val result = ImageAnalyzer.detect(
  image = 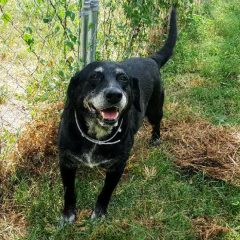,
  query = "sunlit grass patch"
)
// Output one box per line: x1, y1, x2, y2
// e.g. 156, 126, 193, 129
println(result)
187, 86, 240, 125
165, 73, 240, 126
